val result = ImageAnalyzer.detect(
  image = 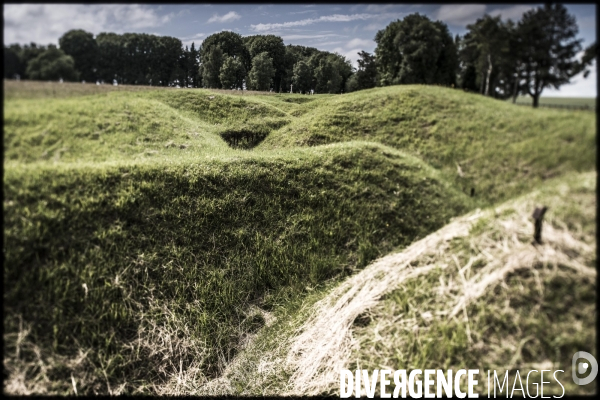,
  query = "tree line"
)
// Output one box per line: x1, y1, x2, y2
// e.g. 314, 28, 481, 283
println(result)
4, 4, 596, 106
